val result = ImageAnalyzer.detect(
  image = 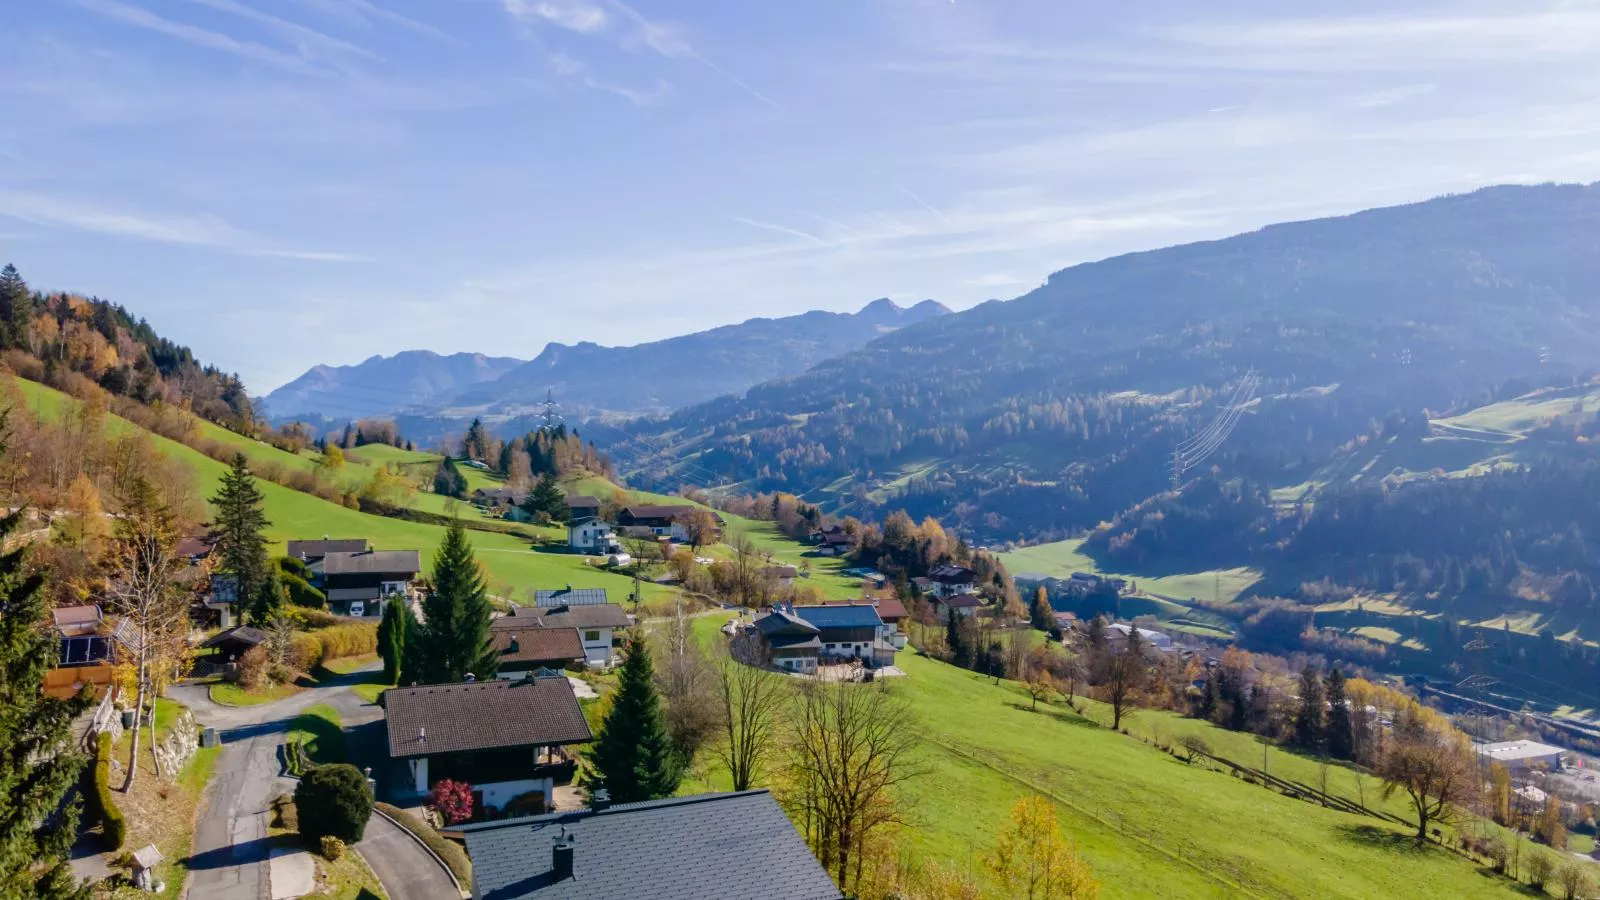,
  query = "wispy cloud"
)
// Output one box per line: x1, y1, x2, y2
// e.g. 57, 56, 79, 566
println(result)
179, 0, 378, 65
72, 0, 328, 74
0, 191, 366, 261
725, 215, 828, 246
897, 184, 954, 227
290, 0, 459, 44
502, 0, 779, 108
